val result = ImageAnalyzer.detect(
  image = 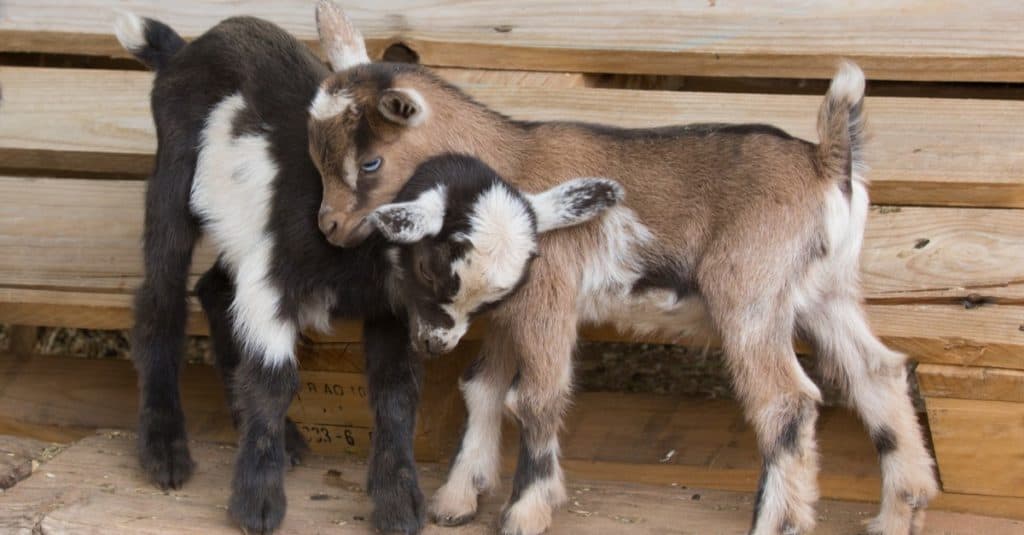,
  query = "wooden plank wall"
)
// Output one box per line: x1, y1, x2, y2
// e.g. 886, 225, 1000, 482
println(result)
0, 0, 1023, 516
2, 1, 1023, 81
